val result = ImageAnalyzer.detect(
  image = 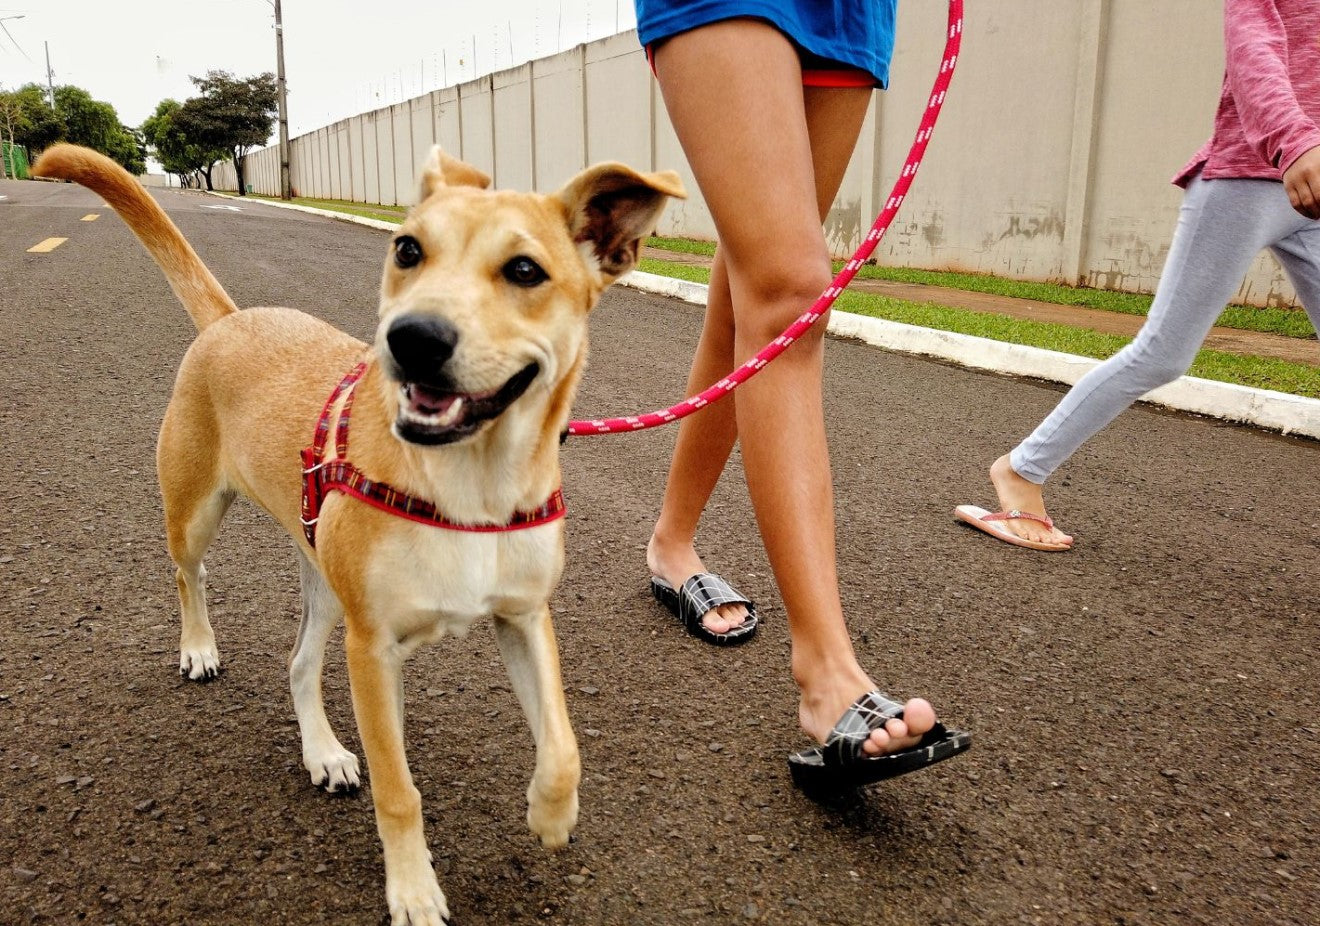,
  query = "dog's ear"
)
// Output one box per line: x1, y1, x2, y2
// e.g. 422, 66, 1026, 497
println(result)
555, 163, 686, 284
417, 145, 492, 201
